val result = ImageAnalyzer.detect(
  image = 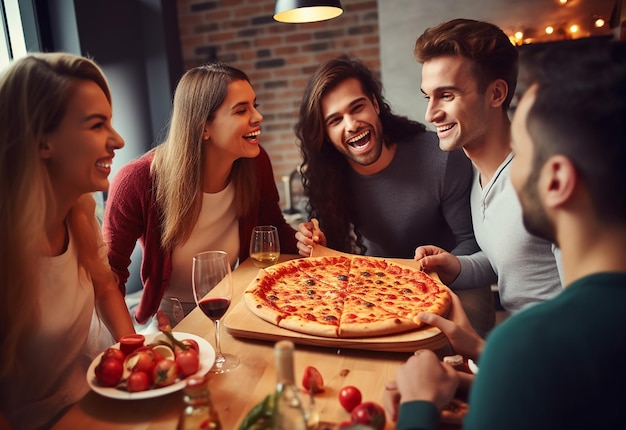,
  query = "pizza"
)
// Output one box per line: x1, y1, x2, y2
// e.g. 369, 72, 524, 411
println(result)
244, 255, 451, 338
